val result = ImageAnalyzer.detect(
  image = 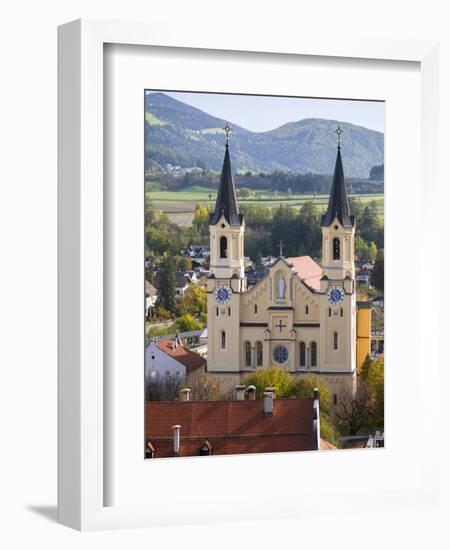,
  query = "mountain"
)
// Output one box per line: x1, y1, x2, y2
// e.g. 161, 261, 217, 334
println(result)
145, 93, 384, 178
